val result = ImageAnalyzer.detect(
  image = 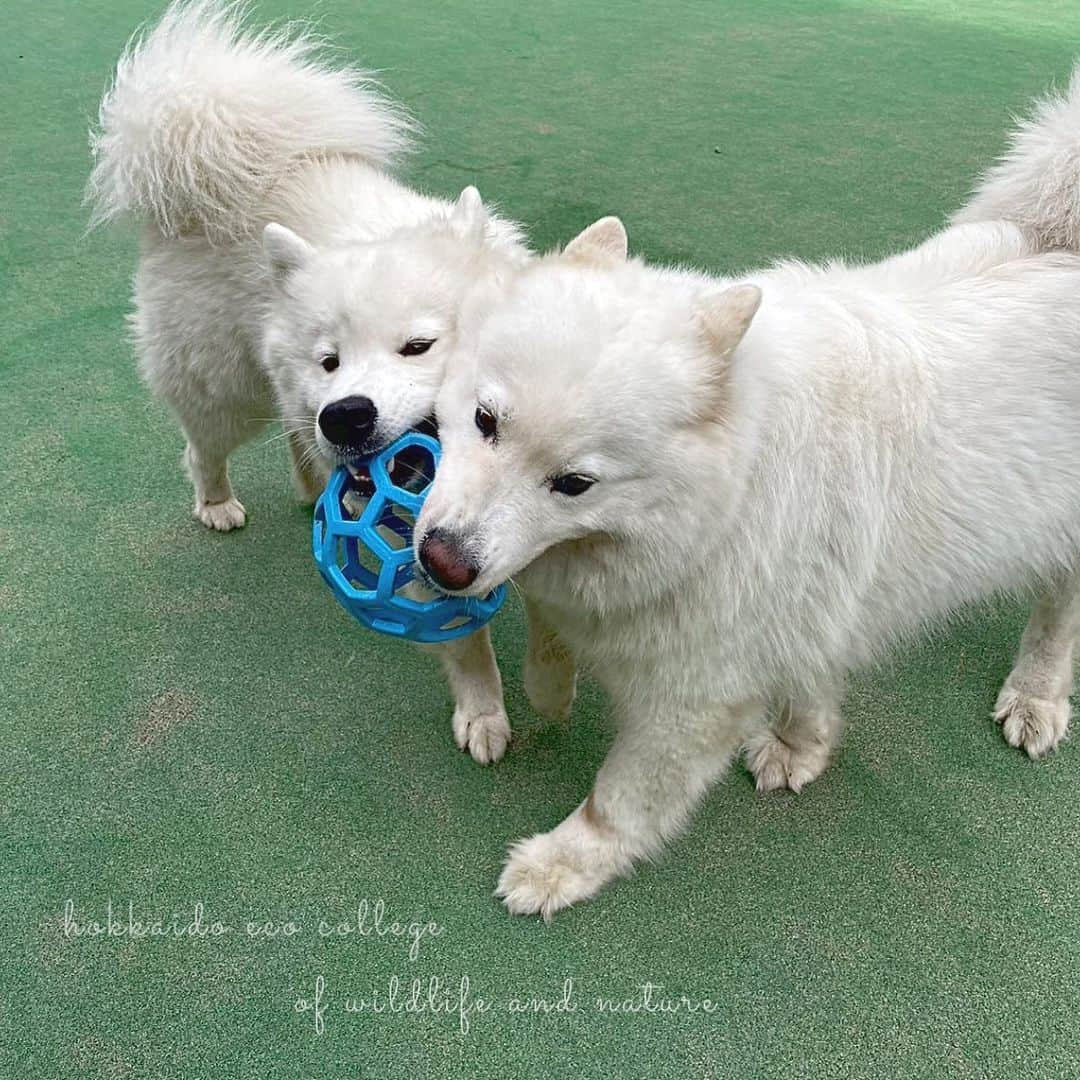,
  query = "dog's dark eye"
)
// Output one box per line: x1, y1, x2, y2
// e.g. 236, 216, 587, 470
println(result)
475, 405, 497, 440
551, 473, 595, 497
399, 338, 436, 357
321, 352, 340, 373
